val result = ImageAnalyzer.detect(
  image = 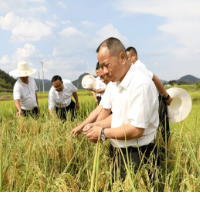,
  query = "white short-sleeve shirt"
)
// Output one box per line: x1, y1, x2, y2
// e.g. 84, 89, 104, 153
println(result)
133, 60, 153, 79
103, 65, 159, 148
48, 79, 77, 110
13, 76, 38, 110
96, 77, 106, 98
